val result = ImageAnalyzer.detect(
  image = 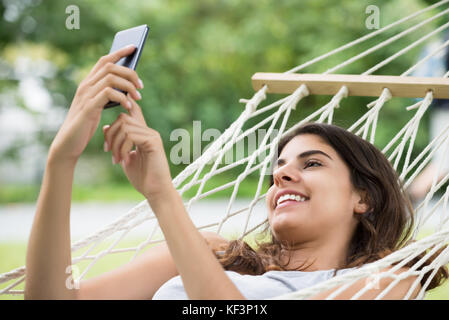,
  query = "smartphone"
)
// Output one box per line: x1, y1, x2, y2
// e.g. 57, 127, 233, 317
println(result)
104, 24, 149, 109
